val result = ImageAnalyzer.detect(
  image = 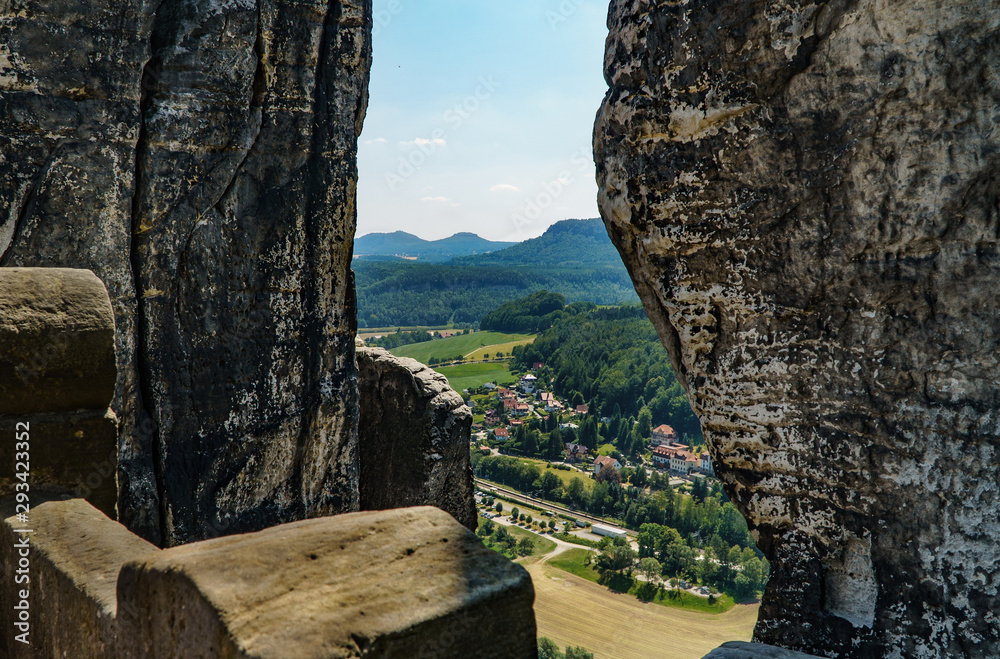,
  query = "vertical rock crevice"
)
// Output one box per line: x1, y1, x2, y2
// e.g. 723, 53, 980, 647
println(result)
2, 0, 372, 547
